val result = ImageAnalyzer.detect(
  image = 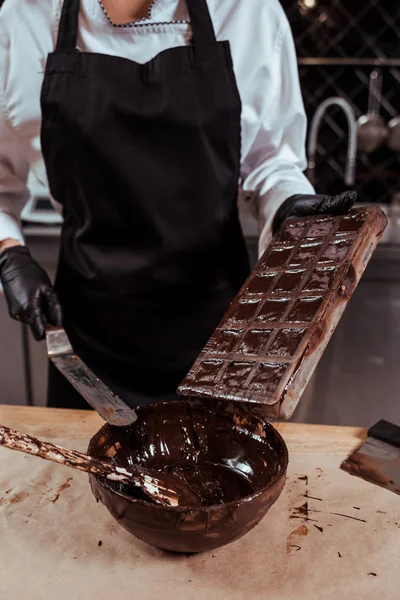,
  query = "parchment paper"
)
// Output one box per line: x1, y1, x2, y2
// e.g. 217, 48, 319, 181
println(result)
0, 438, 398, 600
